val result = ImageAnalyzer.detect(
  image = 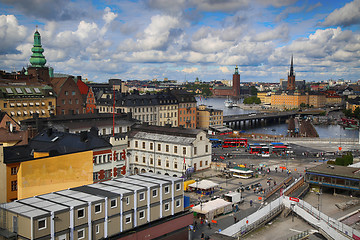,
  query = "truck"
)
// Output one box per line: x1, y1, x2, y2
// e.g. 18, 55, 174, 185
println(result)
223, 189, 244, 205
